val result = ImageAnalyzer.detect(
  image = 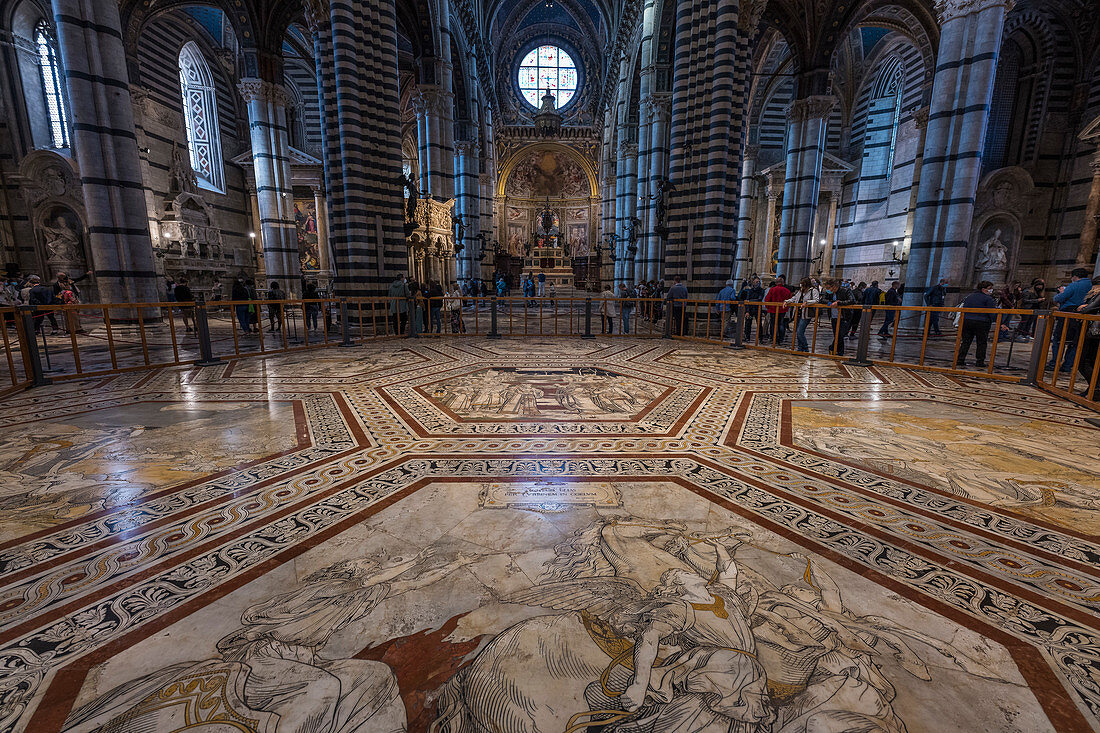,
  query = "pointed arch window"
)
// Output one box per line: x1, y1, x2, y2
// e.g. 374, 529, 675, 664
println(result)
178, 42, 224, 192
35, 21, 69, 149
871, 59, 904, 181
